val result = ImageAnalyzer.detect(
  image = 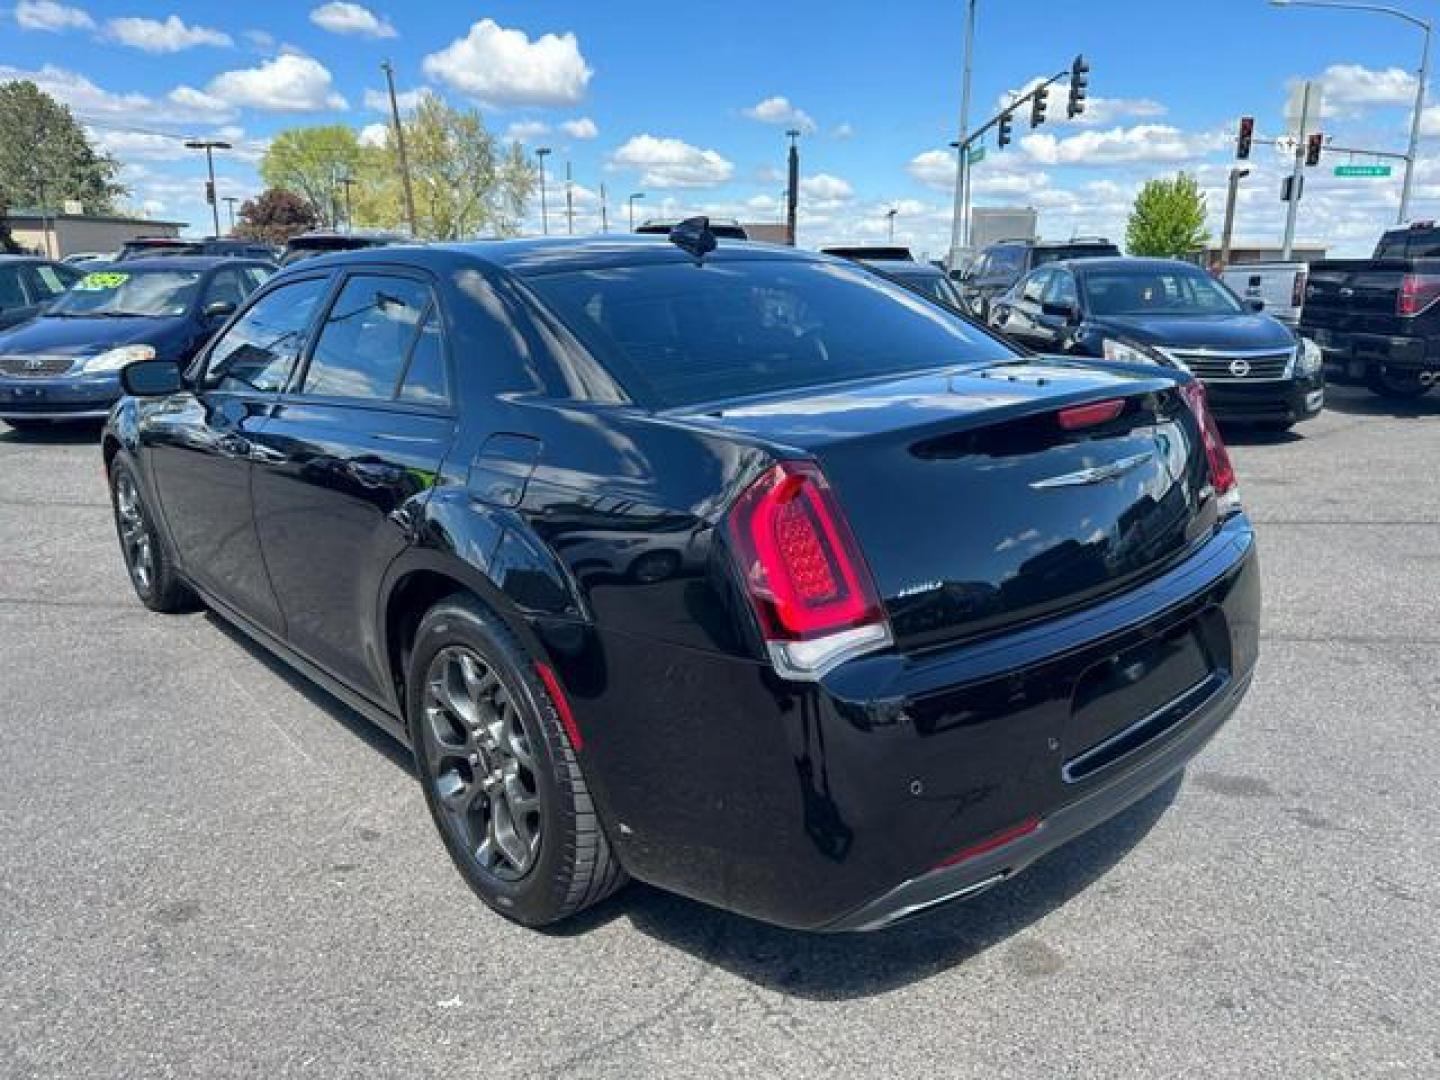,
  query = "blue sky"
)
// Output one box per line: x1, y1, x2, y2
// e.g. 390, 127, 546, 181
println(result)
5, 0, 1437, 255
